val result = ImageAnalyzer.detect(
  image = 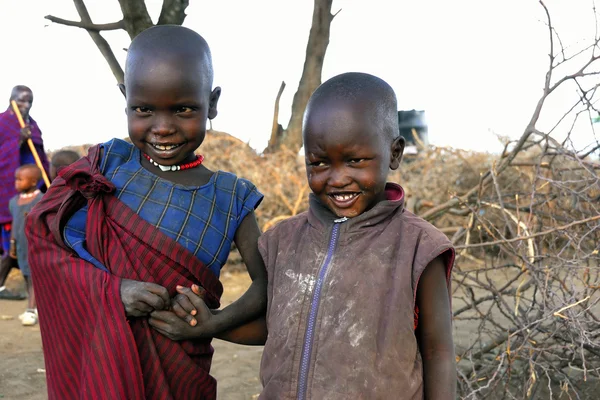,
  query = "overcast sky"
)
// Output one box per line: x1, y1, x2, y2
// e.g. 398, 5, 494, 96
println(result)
0, 0, 598, 154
